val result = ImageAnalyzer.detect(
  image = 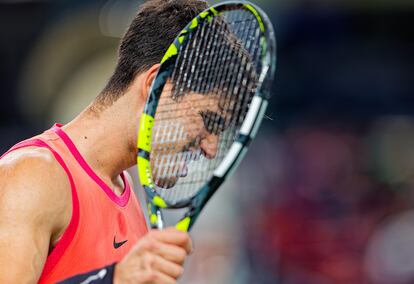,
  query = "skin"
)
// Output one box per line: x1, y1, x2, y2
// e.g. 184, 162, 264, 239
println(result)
0, 63, 222, 283
151, 89, 232, 188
